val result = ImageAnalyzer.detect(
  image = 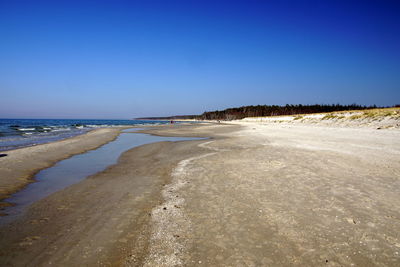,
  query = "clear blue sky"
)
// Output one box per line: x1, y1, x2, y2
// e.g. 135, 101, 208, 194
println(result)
1, 0, 399, 119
